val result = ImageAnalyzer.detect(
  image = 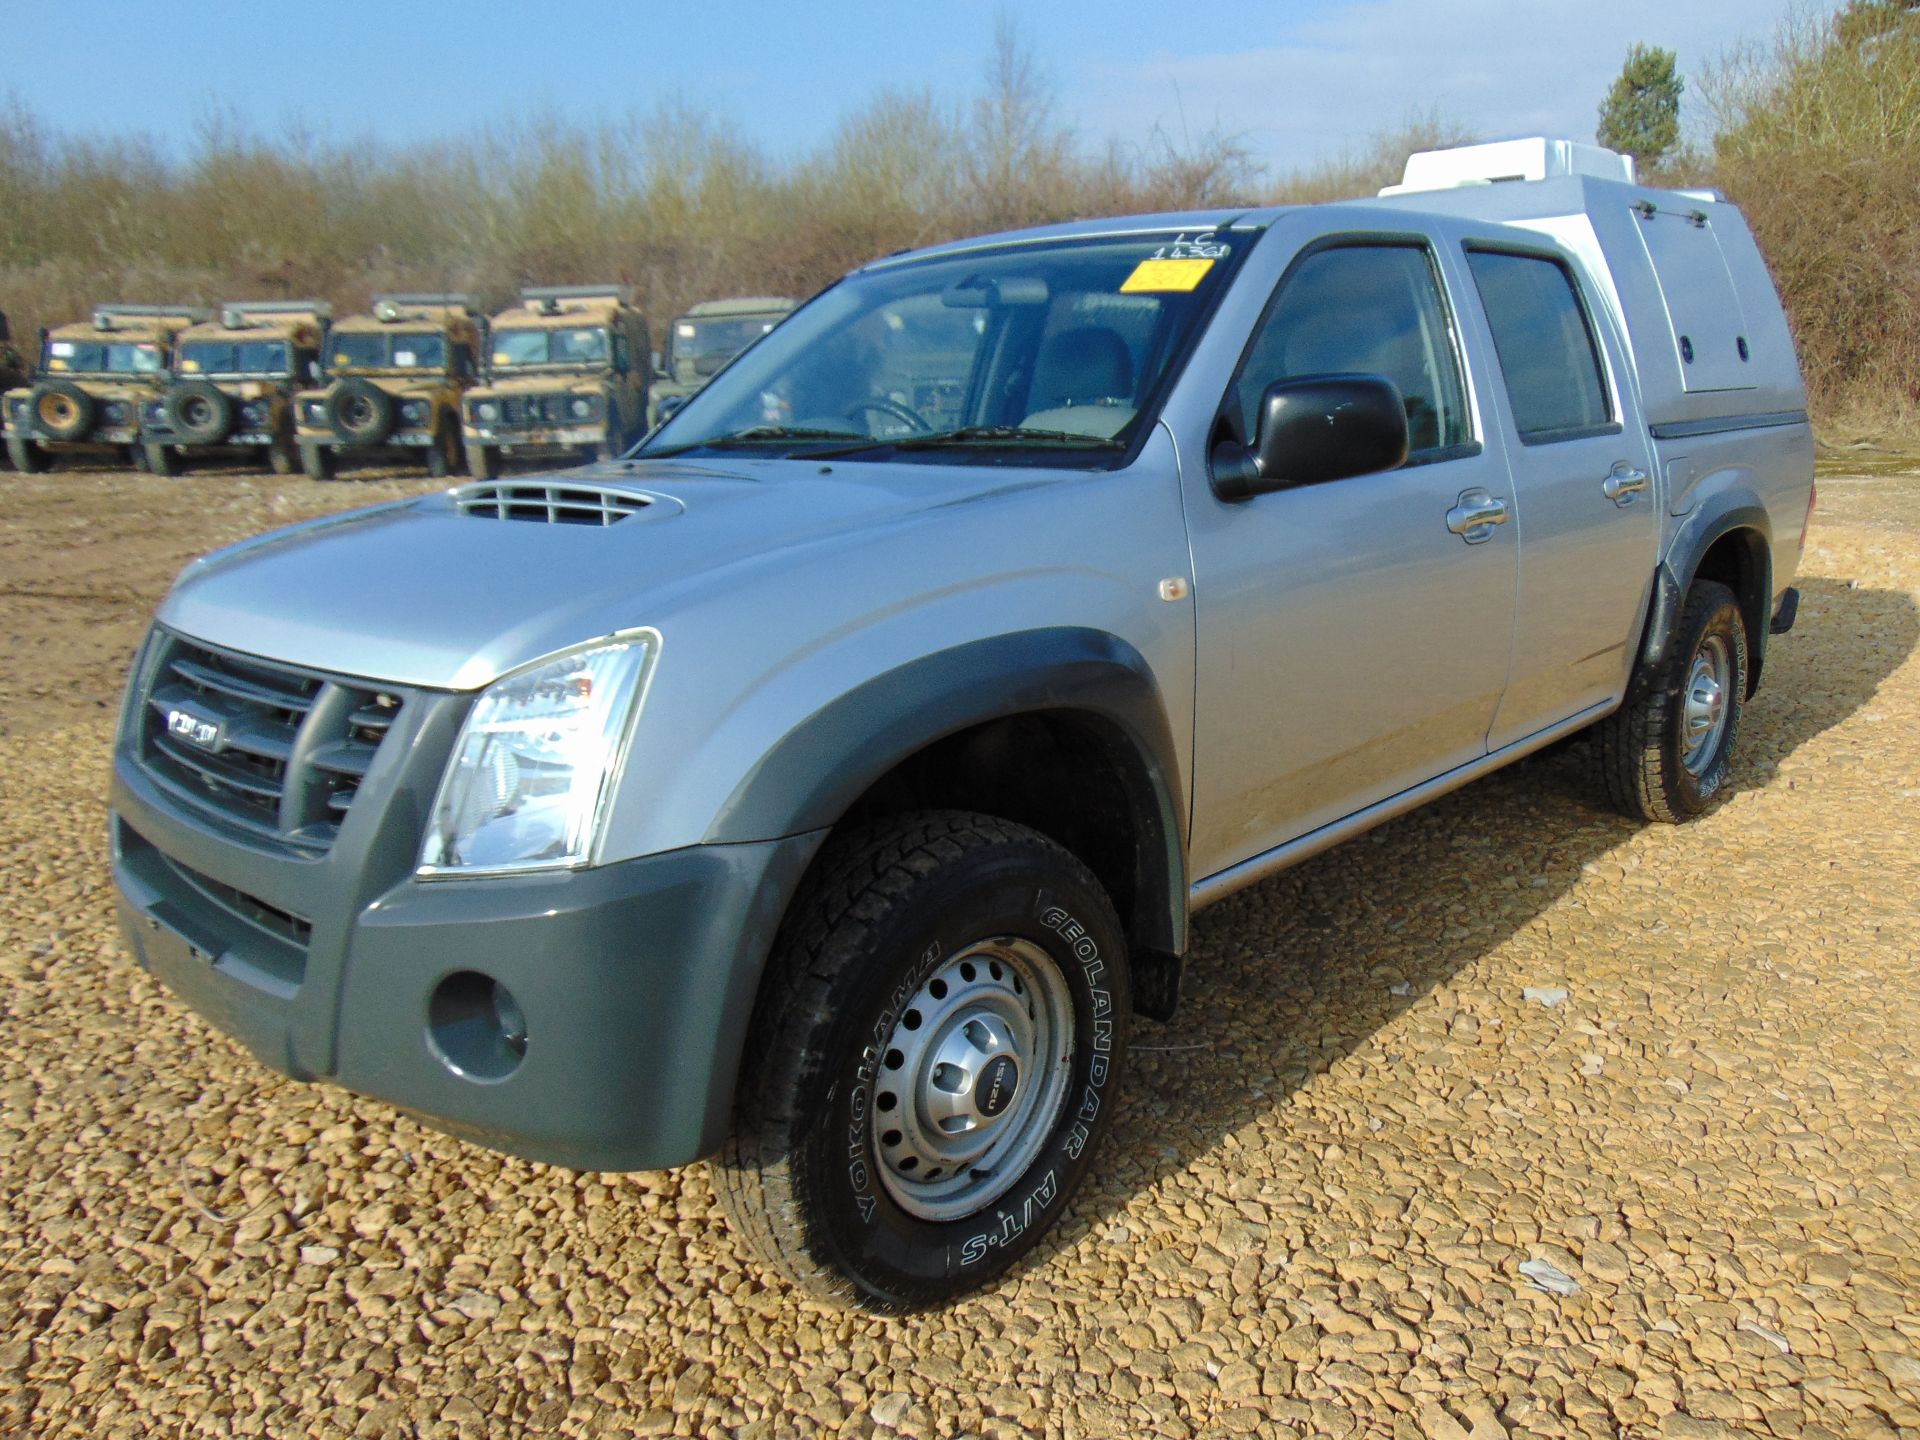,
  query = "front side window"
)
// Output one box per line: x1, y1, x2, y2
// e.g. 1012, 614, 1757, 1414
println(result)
44, 339, 165, 375
1465, 249, 1612, 443
644, 230, 1246, 468
329, 332, 447, 373
178, 340, 290, 376
1232, 242, 1471, 456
